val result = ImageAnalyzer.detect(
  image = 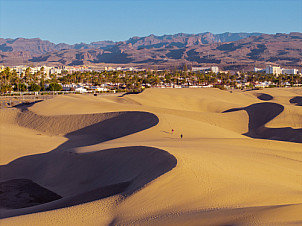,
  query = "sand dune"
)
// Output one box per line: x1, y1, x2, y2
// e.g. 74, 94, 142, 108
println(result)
0, 146, 176, 219
1, 106, 175, 219
17, 108, 159, 149
0, 88, 301, 225
223, 102, 302, 143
